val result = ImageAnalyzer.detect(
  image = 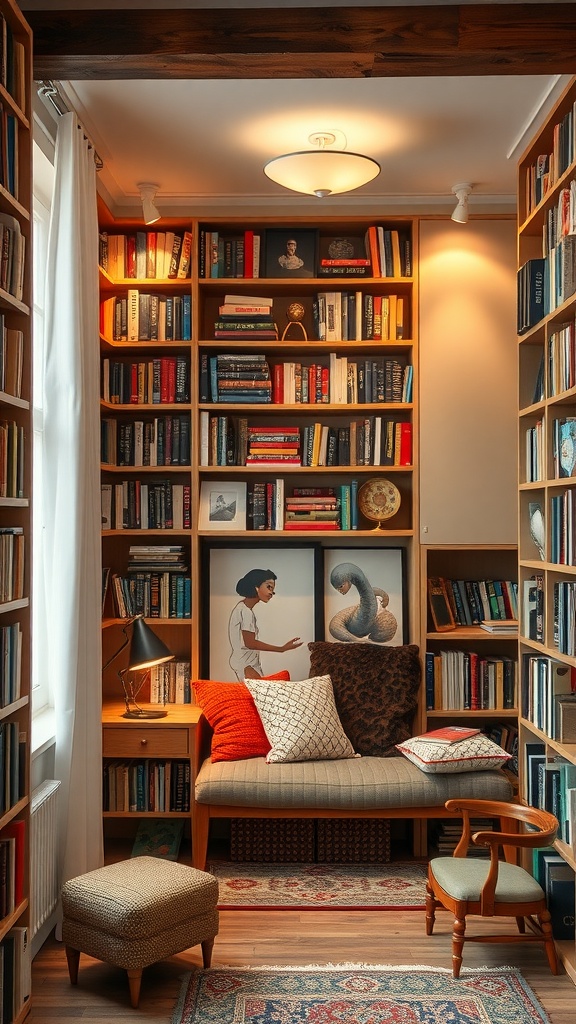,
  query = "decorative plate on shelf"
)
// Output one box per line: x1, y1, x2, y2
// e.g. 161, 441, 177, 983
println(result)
358, 478, 401, 530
